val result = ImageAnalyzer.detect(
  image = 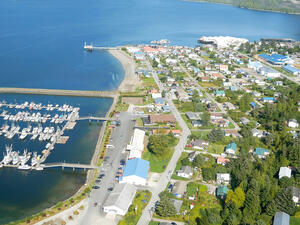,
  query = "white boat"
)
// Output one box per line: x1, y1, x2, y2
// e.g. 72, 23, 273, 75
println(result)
18, 164, 31, 170
12, 152, 20, 165
31, 152, 40, 167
